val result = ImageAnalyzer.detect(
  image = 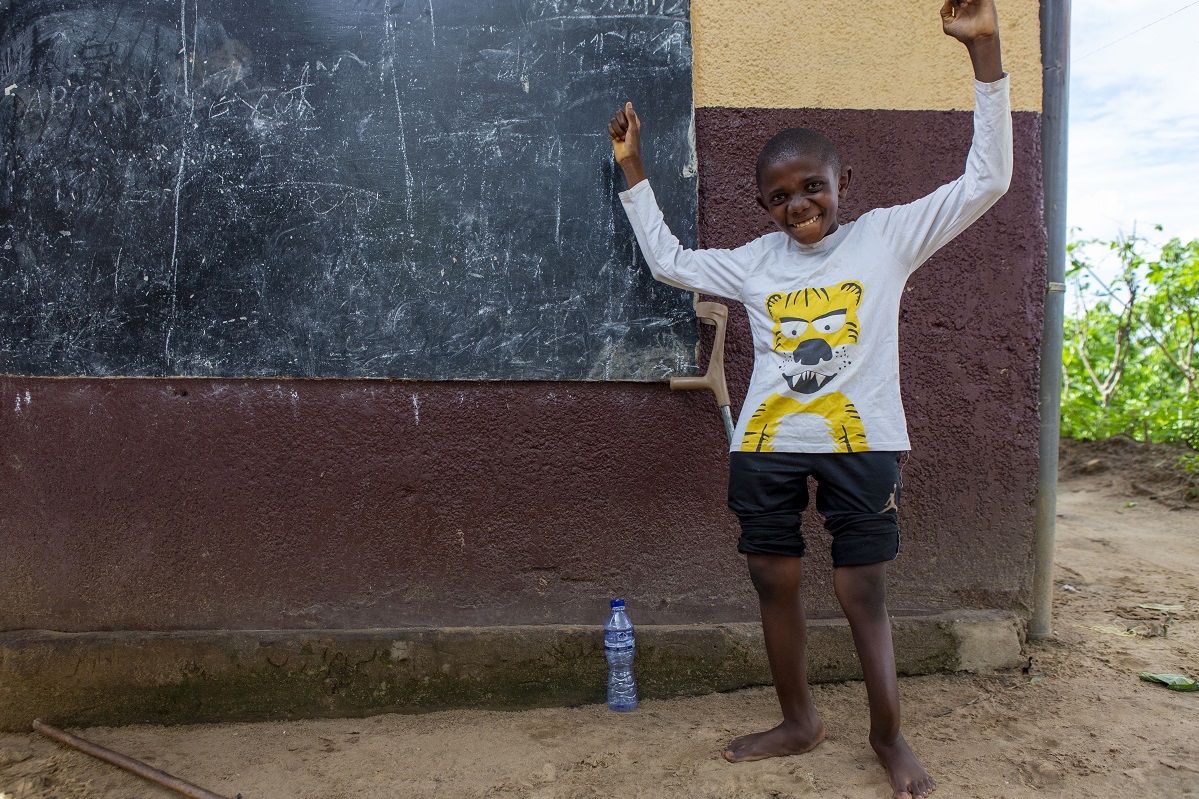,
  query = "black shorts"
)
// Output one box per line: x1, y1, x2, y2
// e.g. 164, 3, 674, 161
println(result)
727, 451, 904, 567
